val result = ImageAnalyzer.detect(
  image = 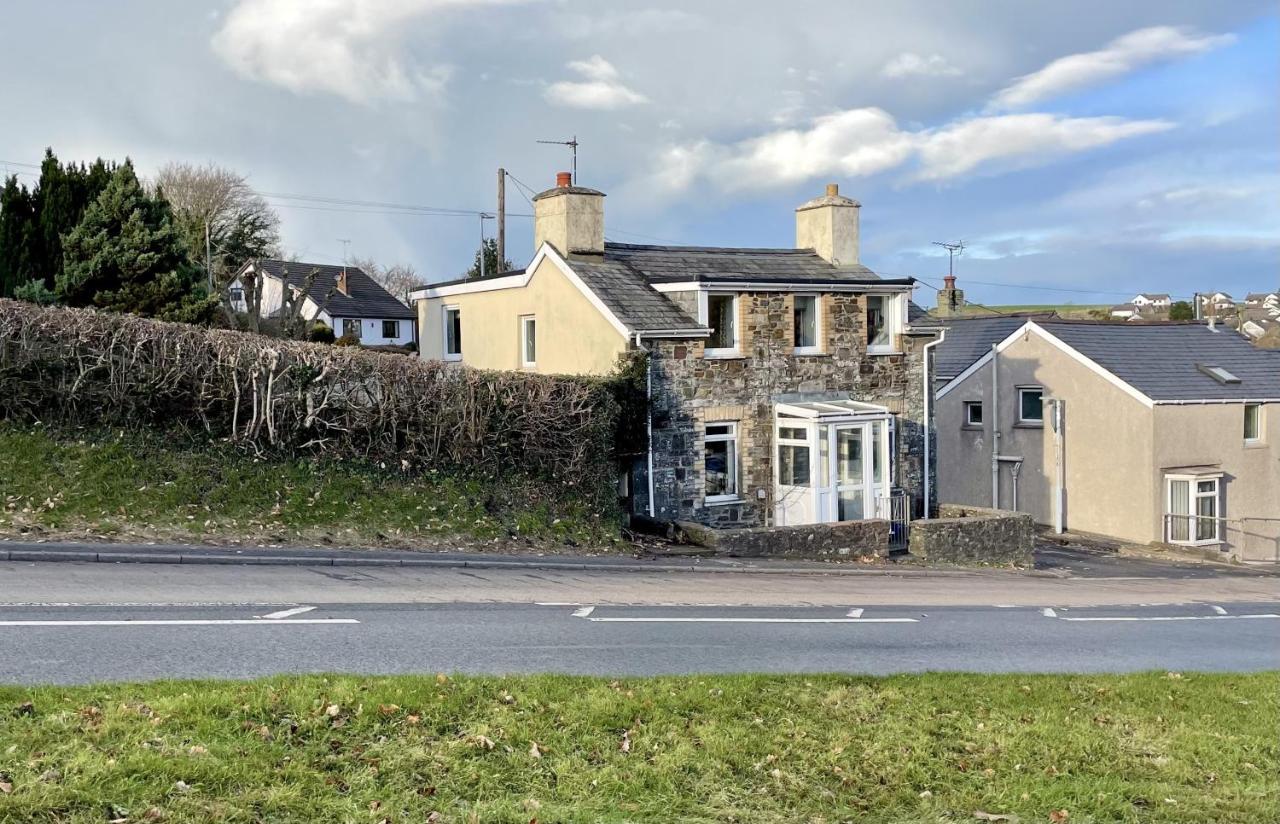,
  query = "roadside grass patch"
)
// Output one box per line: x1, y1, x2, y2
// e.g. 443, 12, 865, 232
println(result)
0, 423, 619, 550
0, 672, 1275, 823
